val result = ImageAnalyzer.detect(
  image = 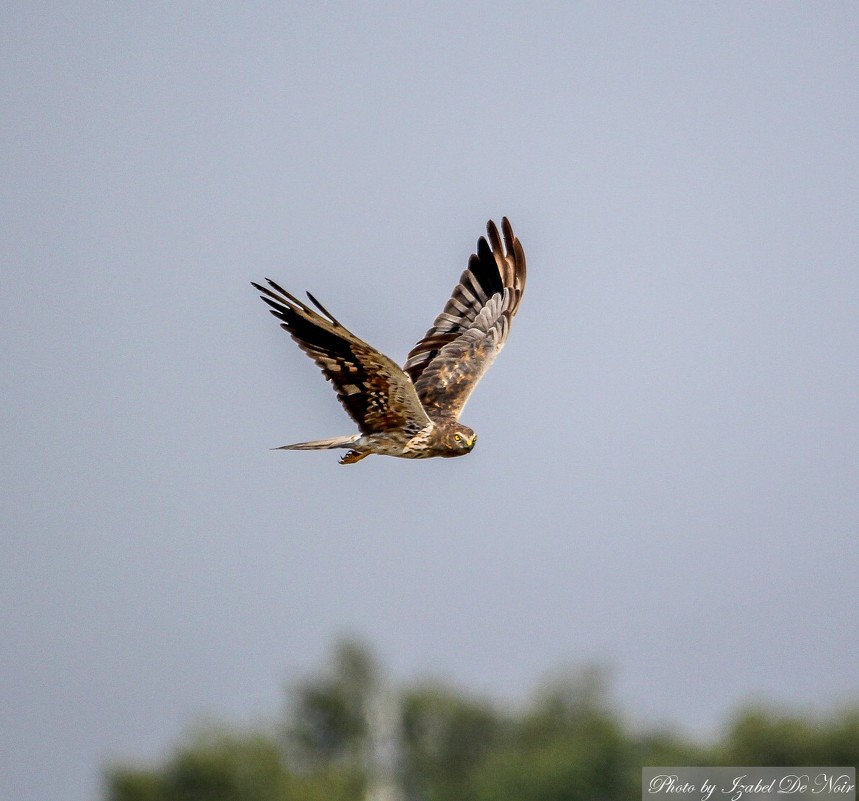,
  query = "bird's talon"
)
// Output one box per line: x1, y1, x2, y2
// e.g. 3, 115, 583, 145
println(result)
340, 450, 368, 464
